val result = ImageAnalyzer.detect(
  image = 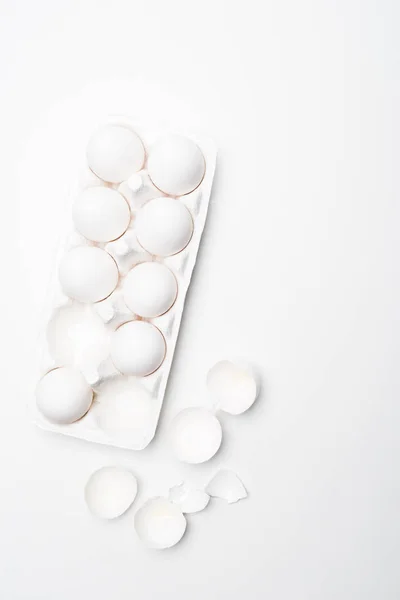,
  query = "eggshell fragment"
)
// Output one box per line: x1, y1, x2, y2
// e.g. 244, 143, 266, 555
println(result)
134, 498, 186, 549
170, 407, 222, 464
110, 321, 166, 376
36, 366, 93, 424
87, 125, 145, 183
148, 135, 205, 196
85, 466, 138, 519
207, 360, 259, 415
123, 262, 177, 318
72, 187, 130, 242
135, 197, 193, 256
206, 469, 247, 504
59, 246, 119, 303
169, 483, 210, 514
